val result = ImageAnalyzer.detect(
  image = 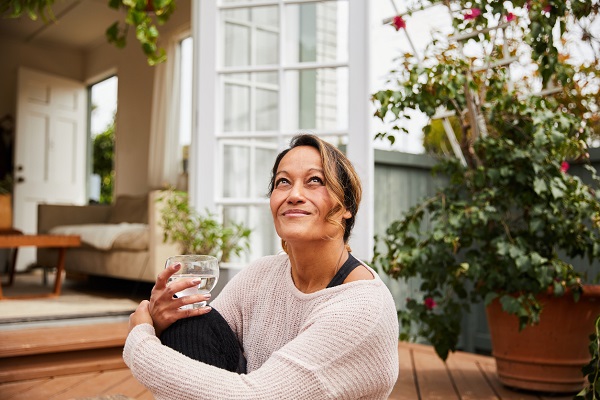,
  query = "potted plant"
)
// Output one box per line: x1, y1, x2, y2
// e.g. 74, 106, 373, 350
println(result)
158, 189, 252, 263
371, 0, 600, 393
